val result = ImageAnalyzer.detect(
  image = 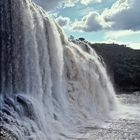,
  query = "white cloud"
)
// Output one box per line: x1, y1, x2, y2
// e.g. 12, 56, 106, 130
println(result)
72, 11, 103, 32
33, 0, 140, 36
106, 30, 140, 40
104, 30, 140, 49
102, 0, 140, 30
127, 42, 140, 50
56, 16, 70, 27
71, 0, 140, 32
80, 0, 102, 5
33, 0, 102, 10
